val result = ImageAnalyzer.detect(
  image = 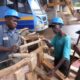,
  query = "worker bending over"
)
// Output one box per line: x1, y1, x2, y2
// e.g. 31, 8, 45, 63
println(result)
43, 17, 71, 77
0, 9, 22, 69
